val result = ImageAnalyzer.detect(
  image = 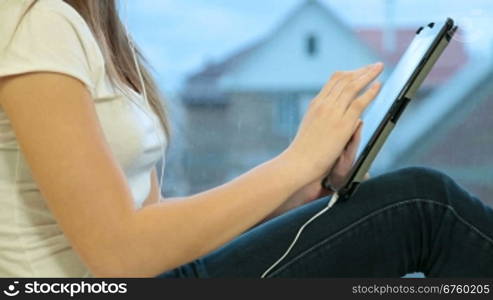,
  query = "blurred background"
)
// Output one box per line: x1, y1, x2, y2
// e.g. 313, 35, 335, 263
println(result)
124, 0, 493, 209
